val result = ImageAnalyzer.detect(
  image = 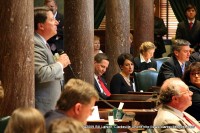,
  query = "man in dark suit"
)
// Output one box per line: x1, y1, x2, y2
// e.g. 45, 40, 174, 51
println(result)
94, 53, 110, 99
34, 7, 70, 114
157, 39, 191, 86
154, 4, 167, 58
176, 4, 200, 52
44, 0, 64, 54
